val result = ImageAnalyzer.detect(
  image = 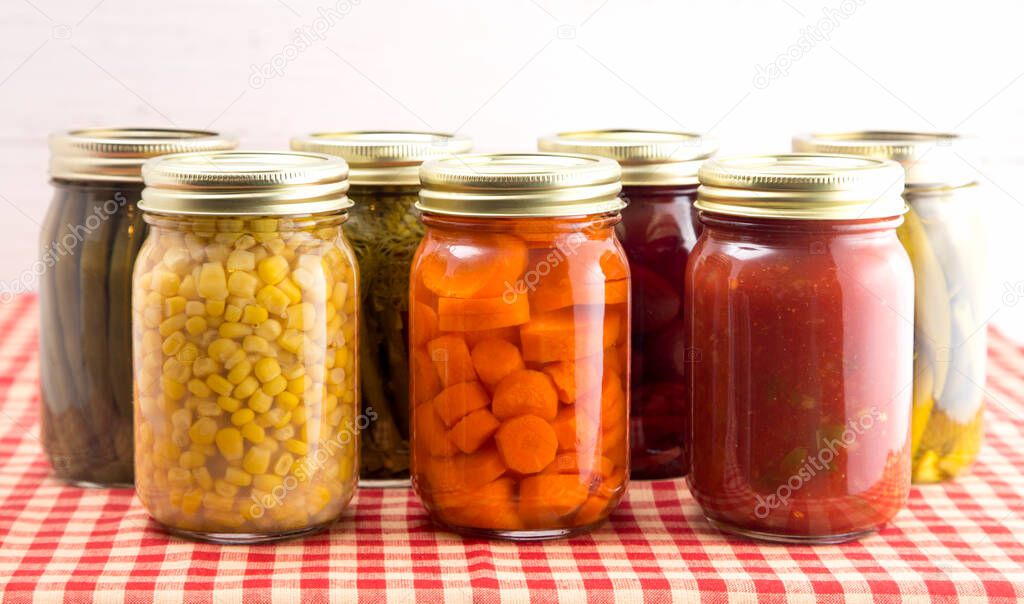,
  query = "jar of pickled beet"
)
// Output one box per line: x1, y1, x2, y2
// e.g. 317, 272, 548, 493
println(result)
410, 153, 630, 540
133, 151, 360, 543
41, 128, 237, 487
686, 154, 913, 544
795, 132, 985, 484
291, 131, 473, 487
539, 130, 716, 479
